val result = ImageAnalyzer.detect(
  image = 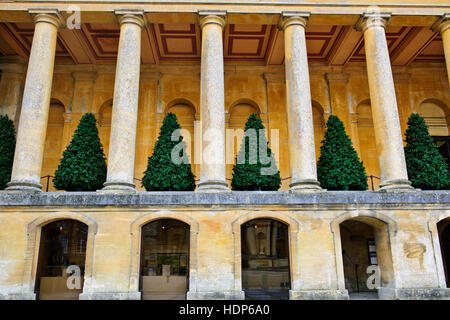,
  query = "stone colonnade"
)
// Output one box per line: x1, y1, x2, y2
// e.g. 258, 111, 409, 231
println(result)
5, 10, 450, 193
